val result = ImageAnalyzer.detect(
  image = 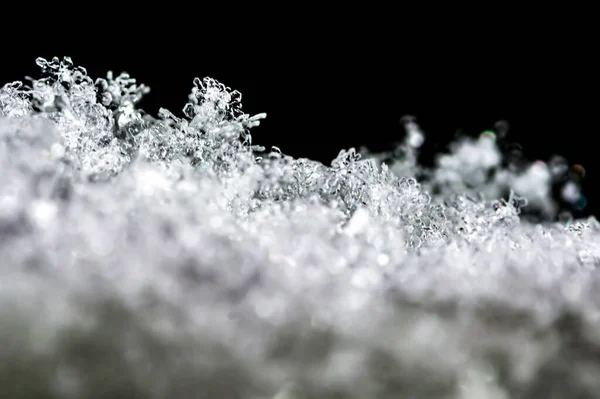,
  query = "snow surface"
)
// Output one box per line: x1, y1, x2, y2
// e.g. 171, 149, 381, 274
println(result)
1, 57, 599, 398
